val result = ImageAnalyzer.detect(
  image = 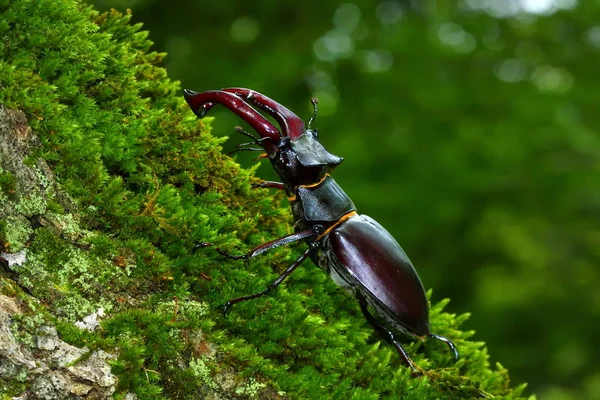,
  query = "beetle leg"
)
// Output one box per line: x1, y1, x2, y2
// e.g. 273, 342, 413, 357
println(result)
233, 125, 260, 142
227, 147, 264, 155
219, 247, 313, 316
194, 226, 321, 260
429, 333, 459, 361
251, 181, 285, 190
234, 141, 259, 148
357, 296, 421, 374
228, 132, 275, 155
